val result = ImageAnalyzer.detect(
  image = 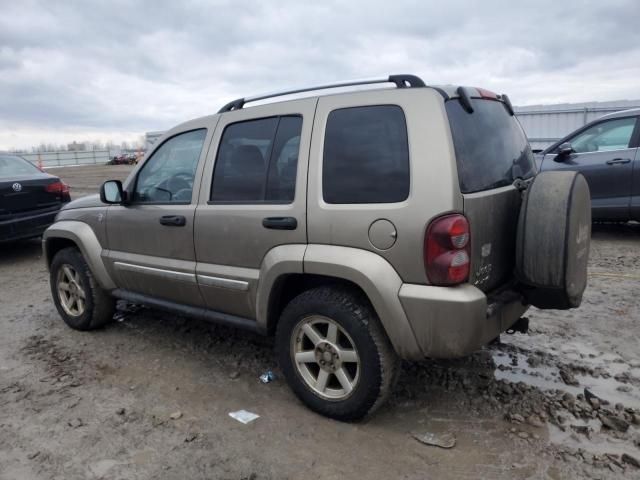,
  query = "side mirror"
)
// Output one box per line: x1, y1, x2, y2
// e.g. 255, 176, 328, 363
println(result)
100, 180, 126, 204
555, 142, 574, 161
